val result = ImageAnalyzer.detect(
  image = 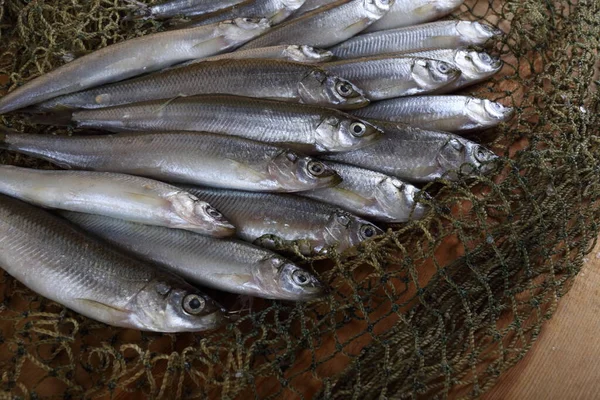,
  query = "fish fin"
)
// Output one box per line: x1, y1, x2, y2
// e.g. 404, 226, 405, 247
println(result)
191, 36, 232, 54
123, 0, 153, 21
413, 4, 435, 16
26, 111, 73, 126
343, 18, 371, 34
227, 159, 266, 183
60, 50, 90, 63
152, 96, 185, 114
74, 298, 131, 315
122, 191, 166, 208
